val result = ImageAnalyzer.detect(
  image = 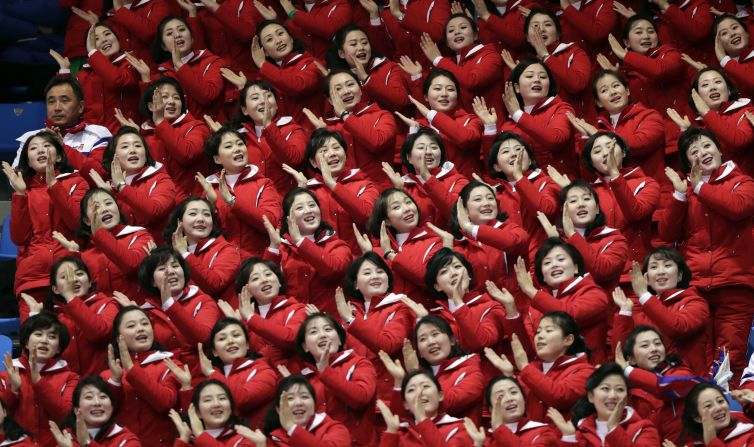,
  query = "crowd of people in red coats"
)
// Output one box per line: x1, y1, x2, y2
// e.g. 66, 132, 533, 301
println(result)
1, 0, 754, 444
